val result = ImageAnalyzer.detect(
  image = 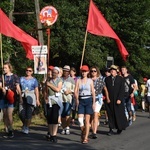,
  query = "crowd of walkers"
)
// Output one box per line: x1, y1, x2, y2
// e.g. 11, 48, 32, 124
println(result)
0, 62, 150, 144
